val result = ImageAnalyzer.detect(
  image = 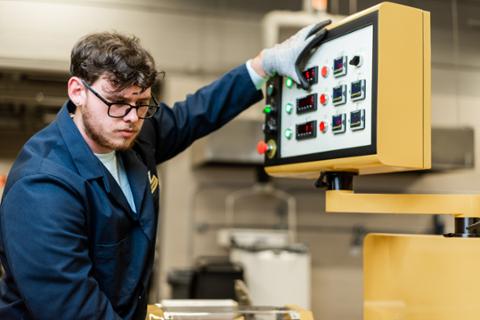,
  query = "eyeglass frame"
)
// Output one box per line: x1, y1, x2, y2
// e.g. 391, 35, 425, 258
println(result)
80, 79, 159, 119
